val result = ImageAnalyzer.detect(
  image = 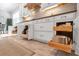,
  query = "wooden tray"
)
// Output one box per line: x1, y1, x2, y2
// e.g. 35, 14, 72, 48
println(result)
48, 40, 72, 53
